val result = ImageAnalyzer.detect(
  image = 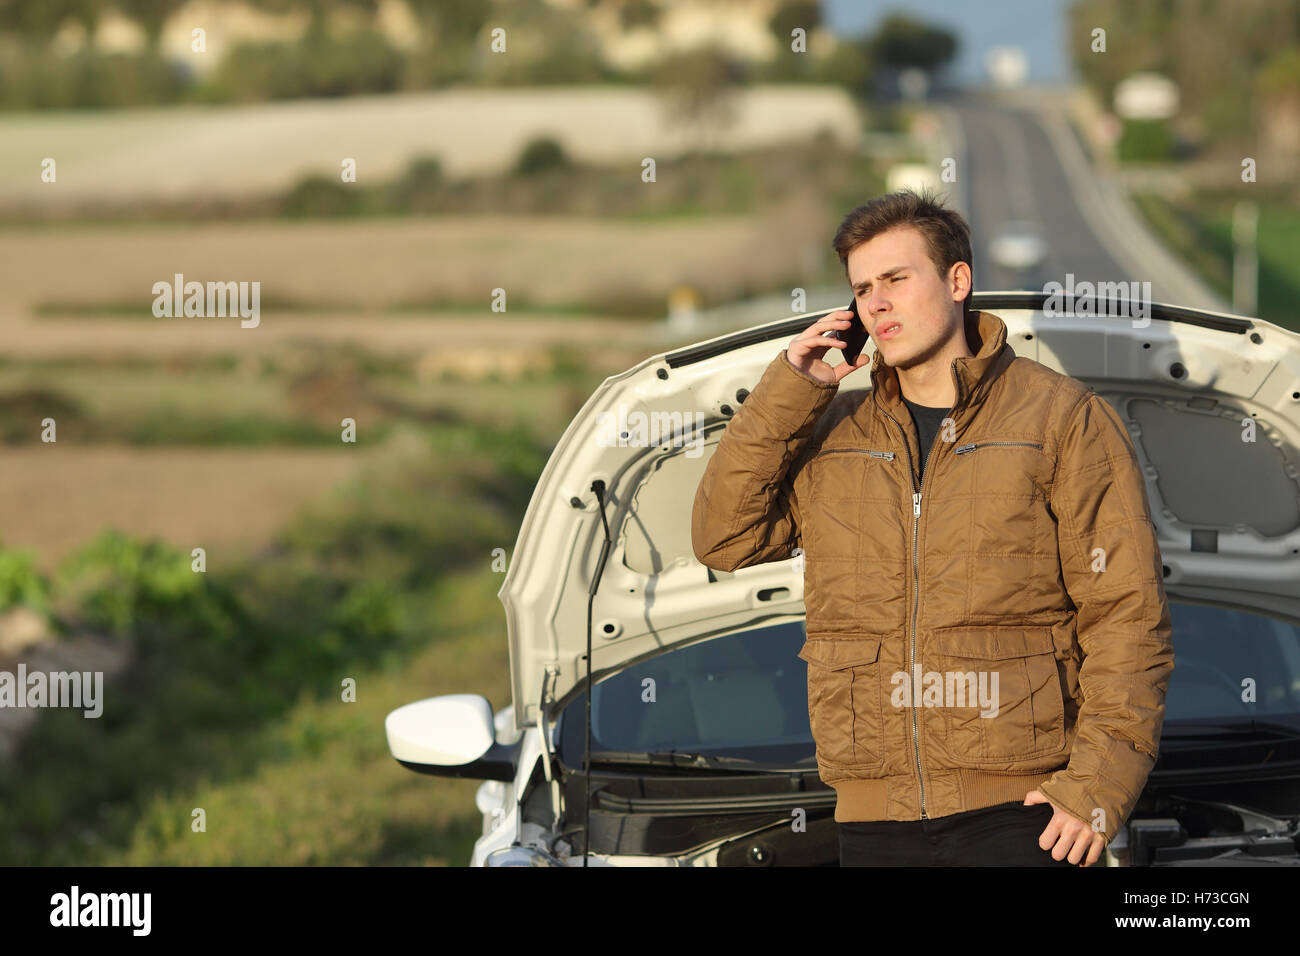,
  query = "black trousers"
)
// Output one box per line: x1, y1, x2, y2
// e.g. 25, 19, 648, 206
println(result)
838, 800, 1080, 866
